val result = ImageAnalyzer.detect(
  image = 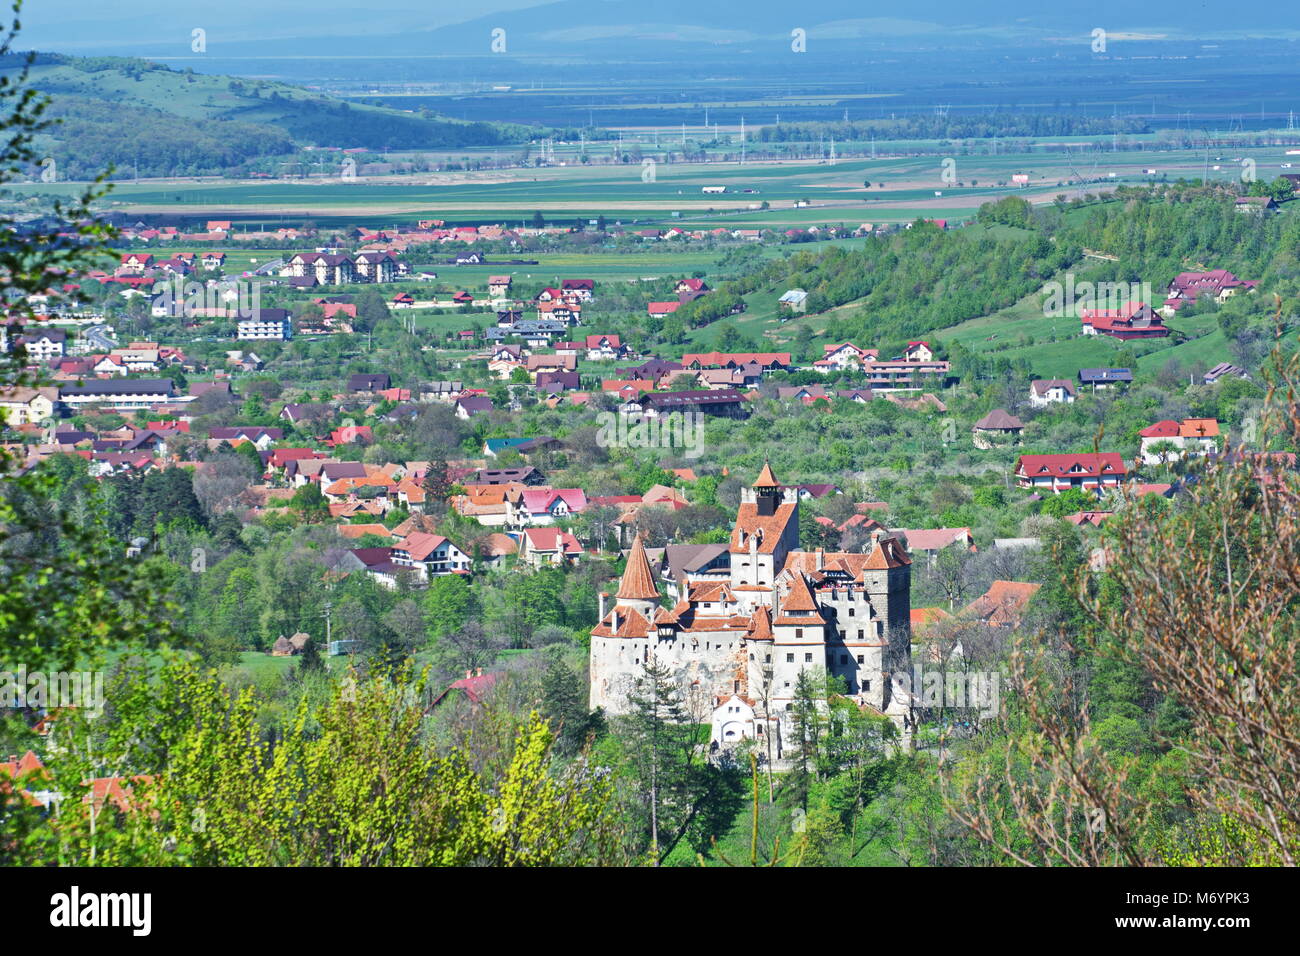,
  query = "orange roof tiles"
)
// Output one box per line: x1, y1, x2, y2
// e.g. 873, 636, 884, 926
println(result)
617, 535, 660, 600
